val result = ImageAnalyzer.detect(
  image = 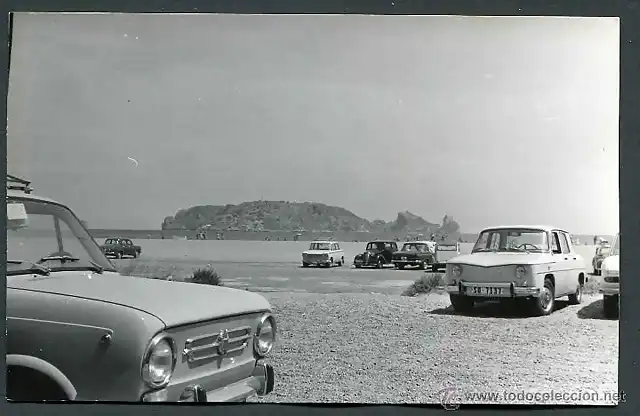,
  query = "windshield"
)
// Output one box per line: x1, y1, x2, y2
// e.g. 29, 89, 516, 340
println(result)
611, 234, 620, 256
366, 242, 384, 251
7, 197, 116, 275
105, 238, 119, 245
472, 228, 549, 253
401, 243, 428, 252
310, 242, 331, 250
